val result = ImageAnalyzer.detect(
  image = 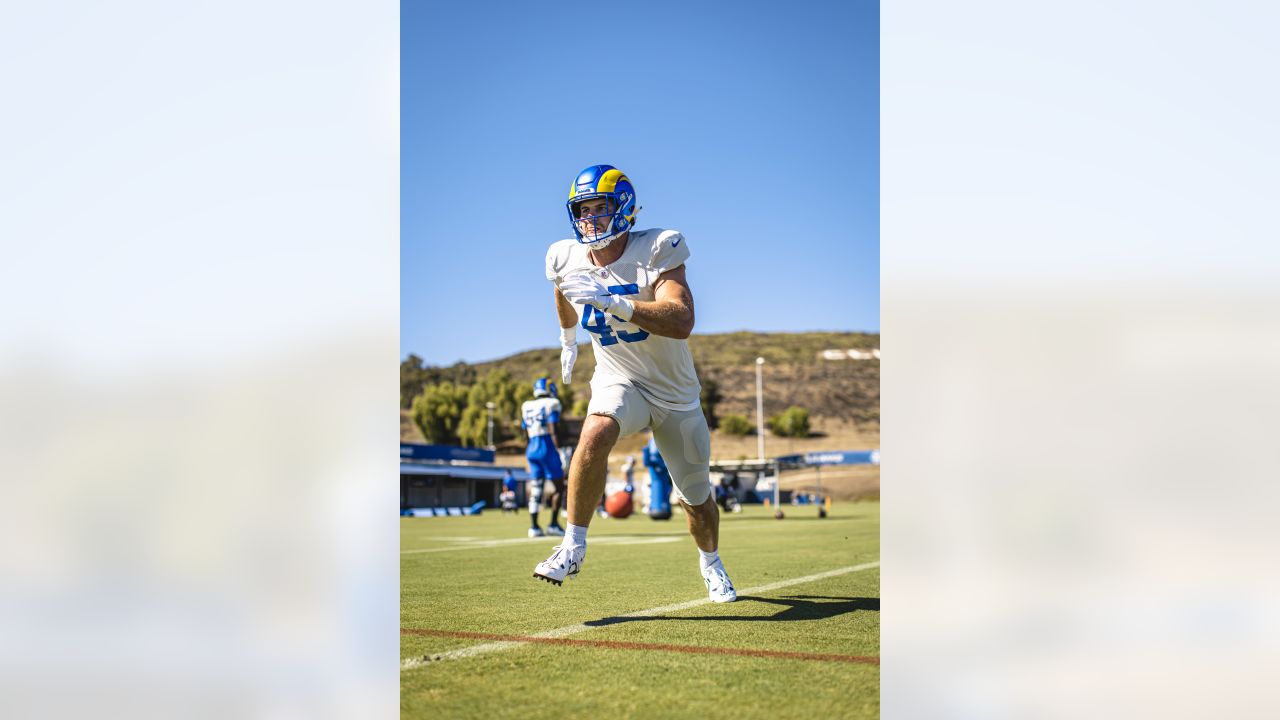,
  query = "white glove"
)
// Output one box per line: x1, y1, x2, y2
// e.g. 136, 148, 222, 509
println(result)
558, 272, 635, 322
559, 325, 577, 385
